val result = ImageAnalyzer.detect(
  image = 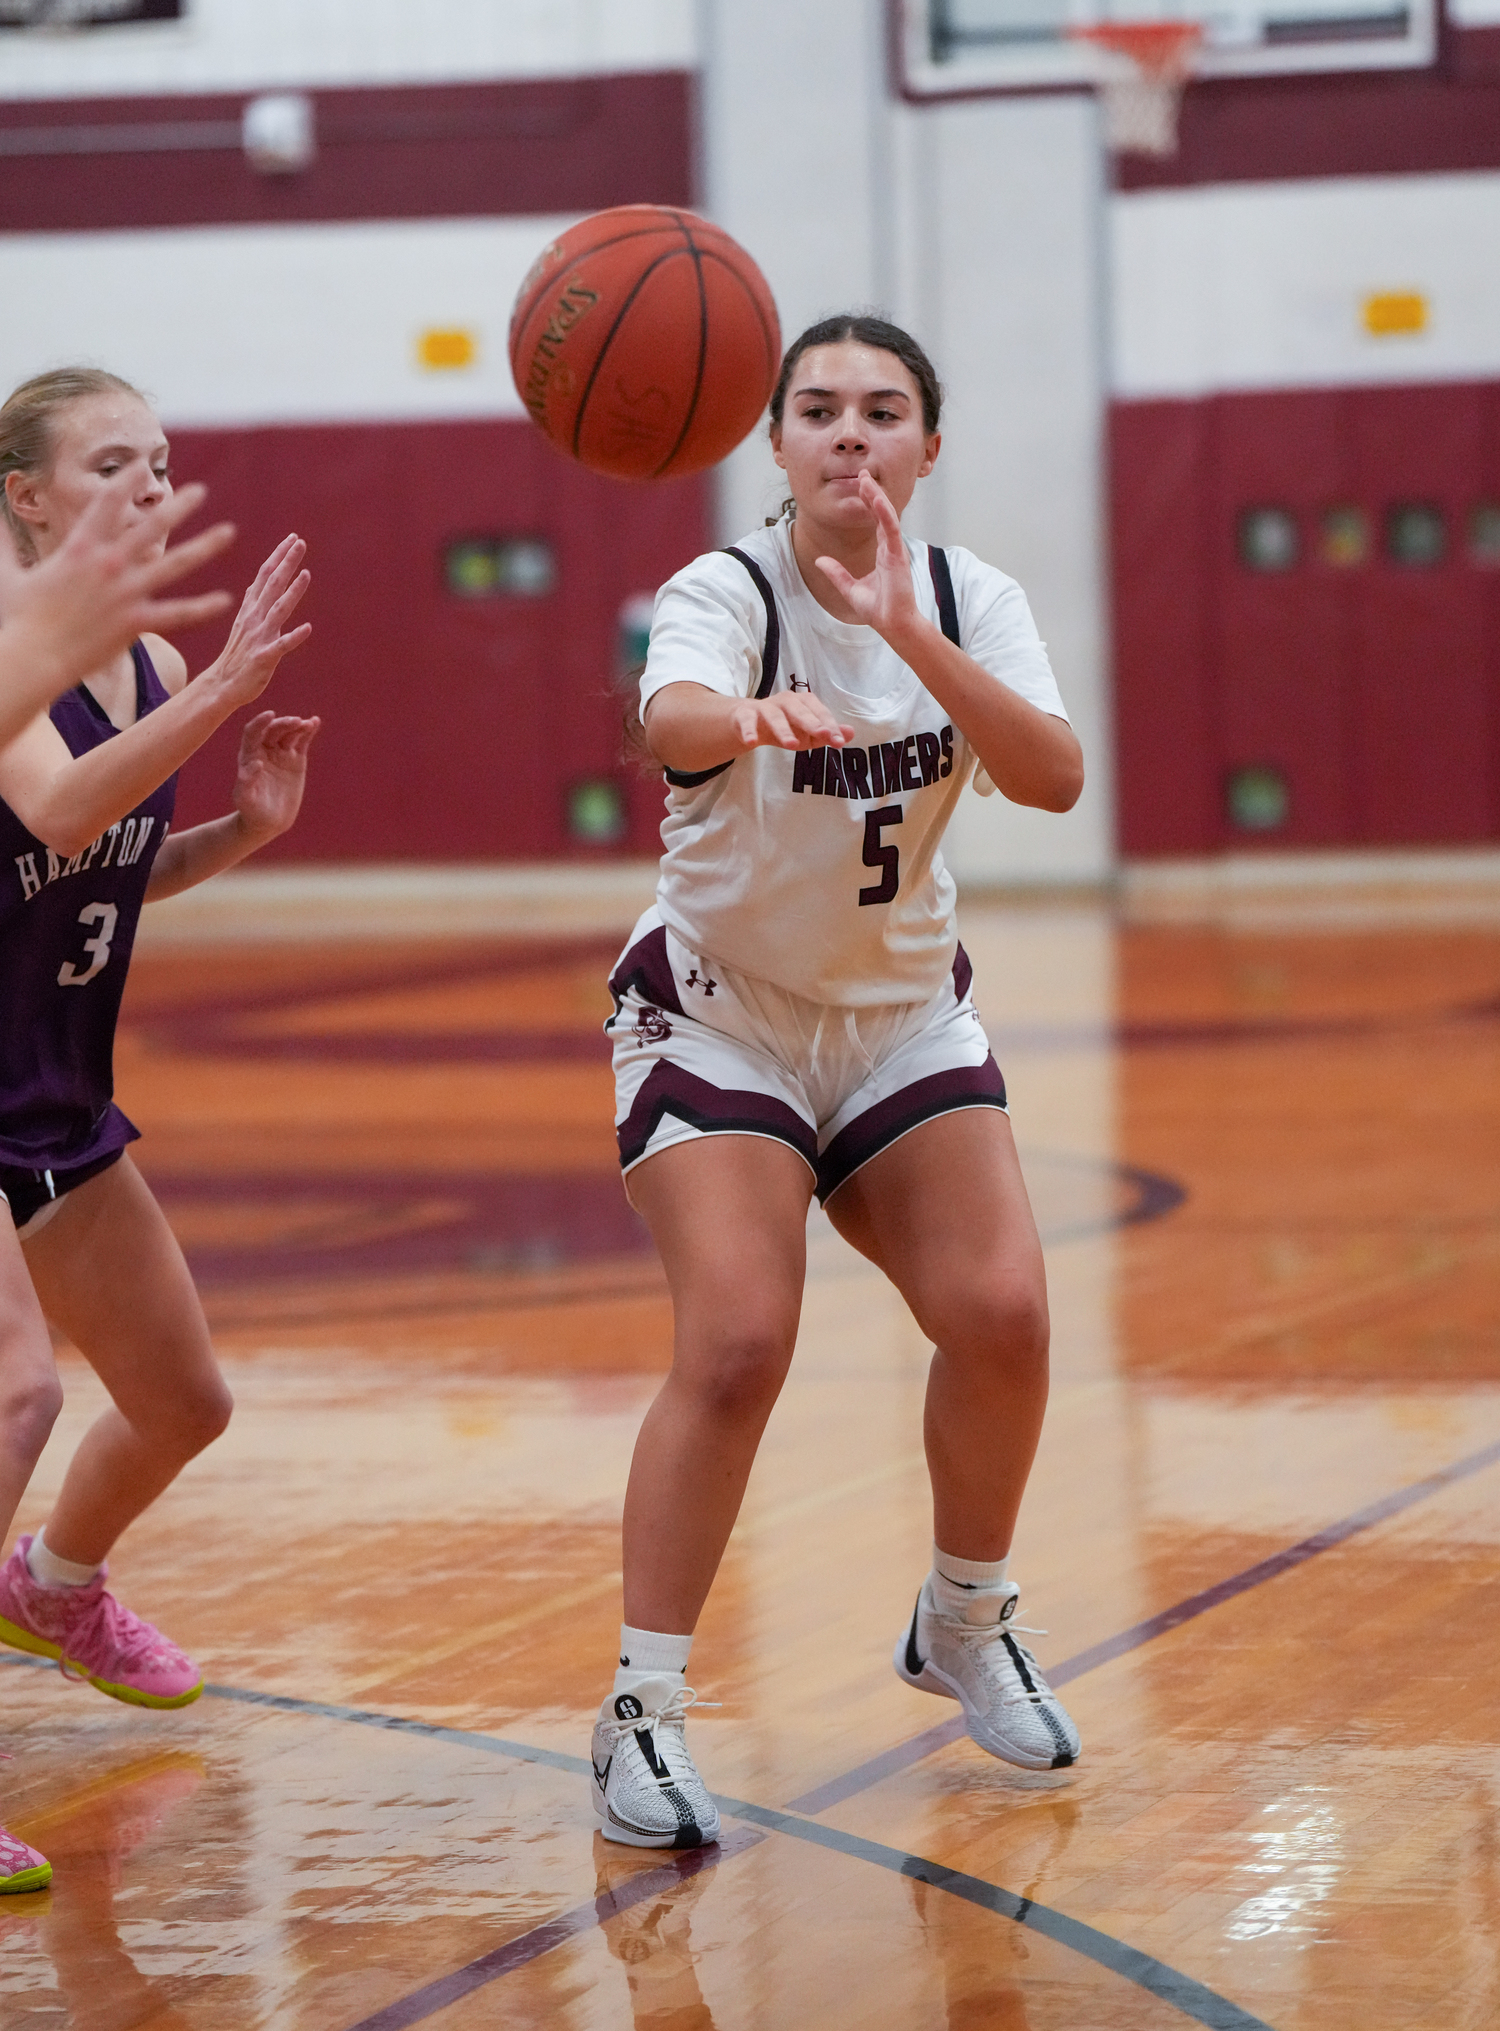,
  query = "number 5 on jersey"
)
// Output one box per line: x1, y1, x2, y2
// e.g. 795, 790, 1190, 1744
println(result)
859, 806, 903, 907
57, 901, 119, 988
